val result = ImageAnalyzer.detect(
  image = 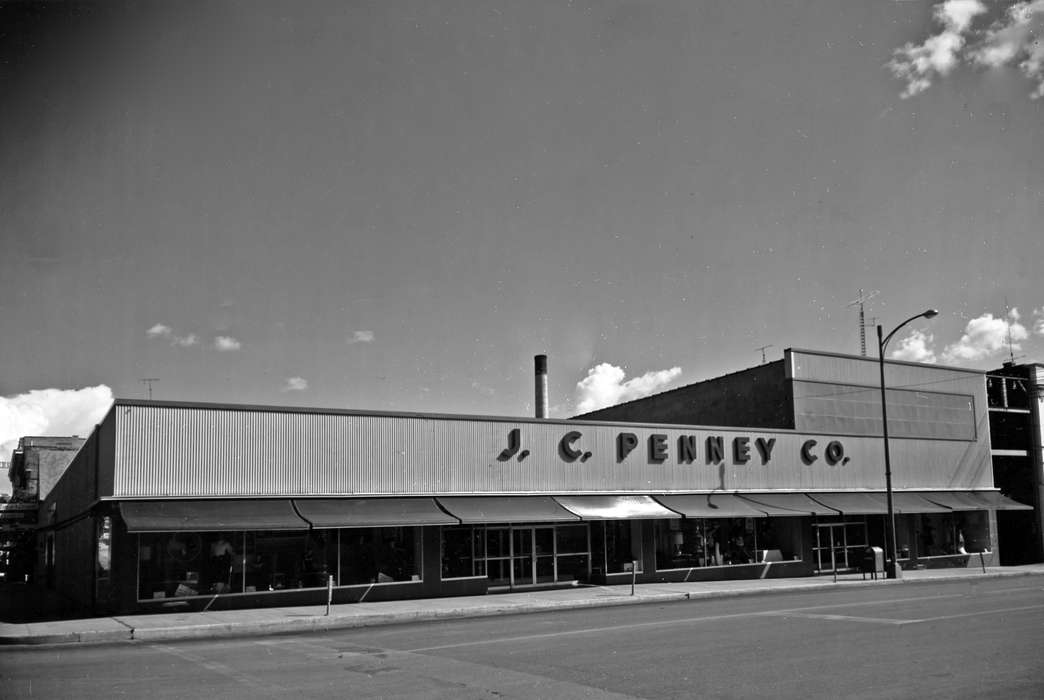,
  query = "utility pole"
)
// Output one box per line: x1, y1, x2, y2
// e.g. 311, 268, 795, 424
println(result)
754, 345, 773, 364
847, 289, 880, 356
140, 378, 160, 400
